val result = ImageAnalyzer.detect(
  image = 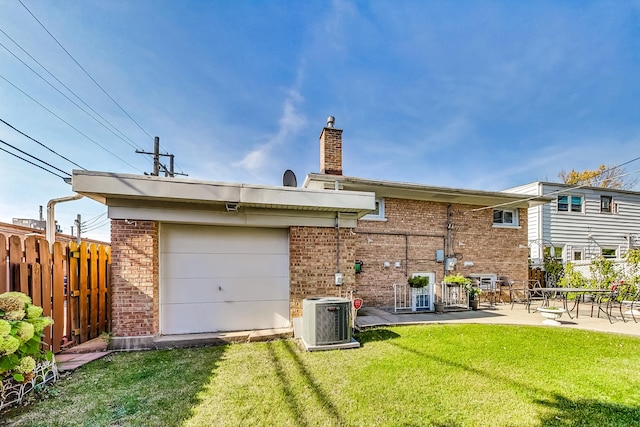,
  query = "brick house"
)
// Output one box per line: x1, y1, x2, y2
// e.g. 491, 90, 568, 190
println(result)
71, 118, 549, 349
